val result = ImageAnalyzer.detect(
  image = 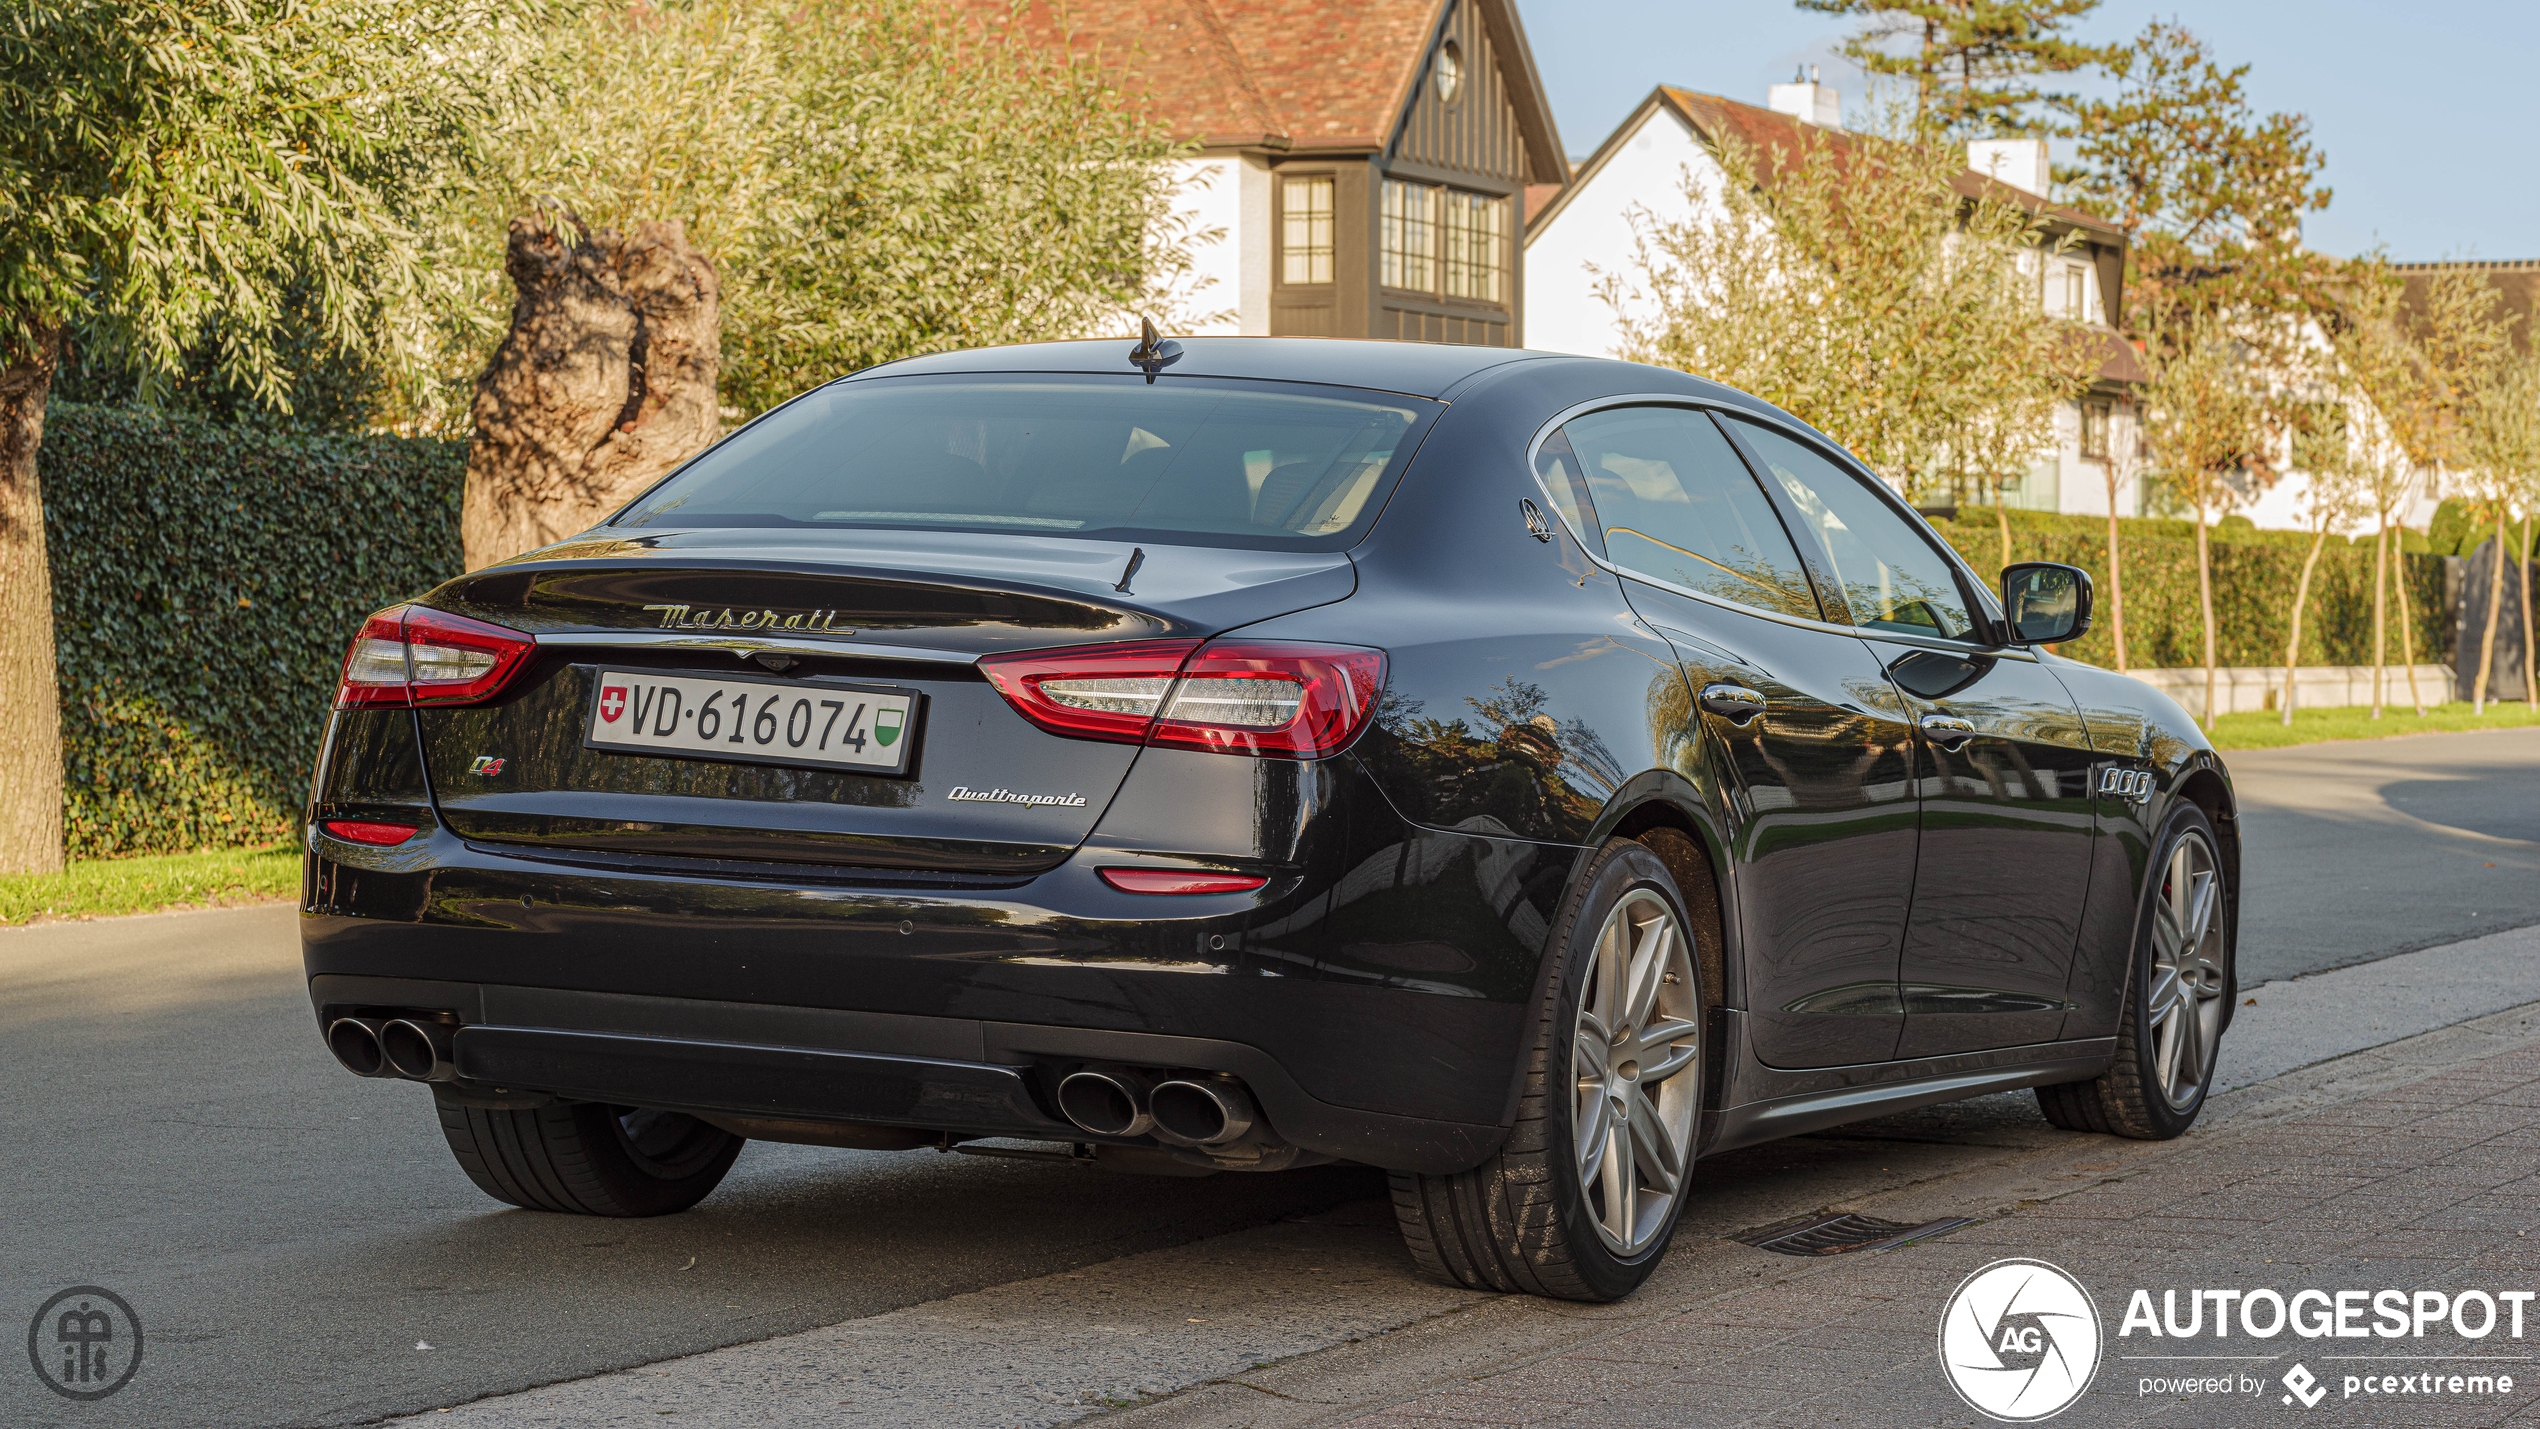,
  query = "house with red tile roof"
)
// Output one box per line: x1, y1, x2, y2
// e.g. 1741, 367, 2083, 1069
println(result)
1526, 78, 2149, 519
969, 0, 1567, 346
